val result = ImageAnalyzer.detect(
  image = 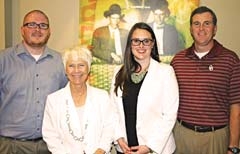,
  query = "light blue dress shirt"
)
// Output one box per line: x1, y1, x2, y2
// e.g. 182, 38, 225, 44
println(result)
0, 43, 68, 139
